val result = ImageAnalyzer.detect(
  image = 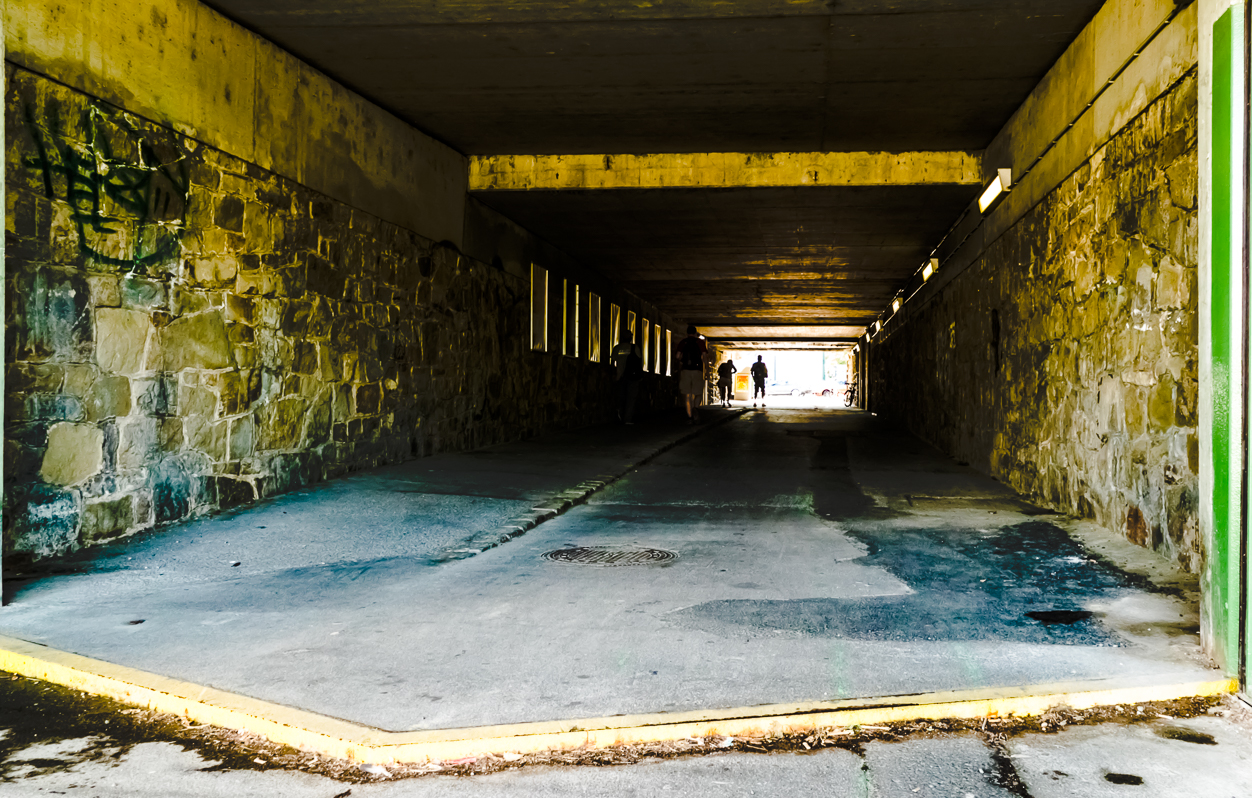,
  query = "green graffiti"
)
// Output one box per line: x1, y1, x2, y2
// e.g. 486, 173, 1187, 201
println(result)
23, 104, 191, 274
